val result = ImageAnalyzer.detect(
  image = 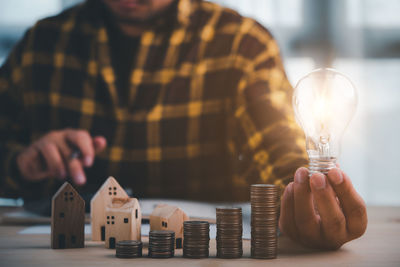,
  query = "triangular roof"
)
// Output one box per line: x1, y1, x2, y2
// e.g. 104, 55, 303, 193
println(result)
106, 197, 140, 213
151, 204, 183, 219
52, 182, 84, 203
90, 176, 127, 204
